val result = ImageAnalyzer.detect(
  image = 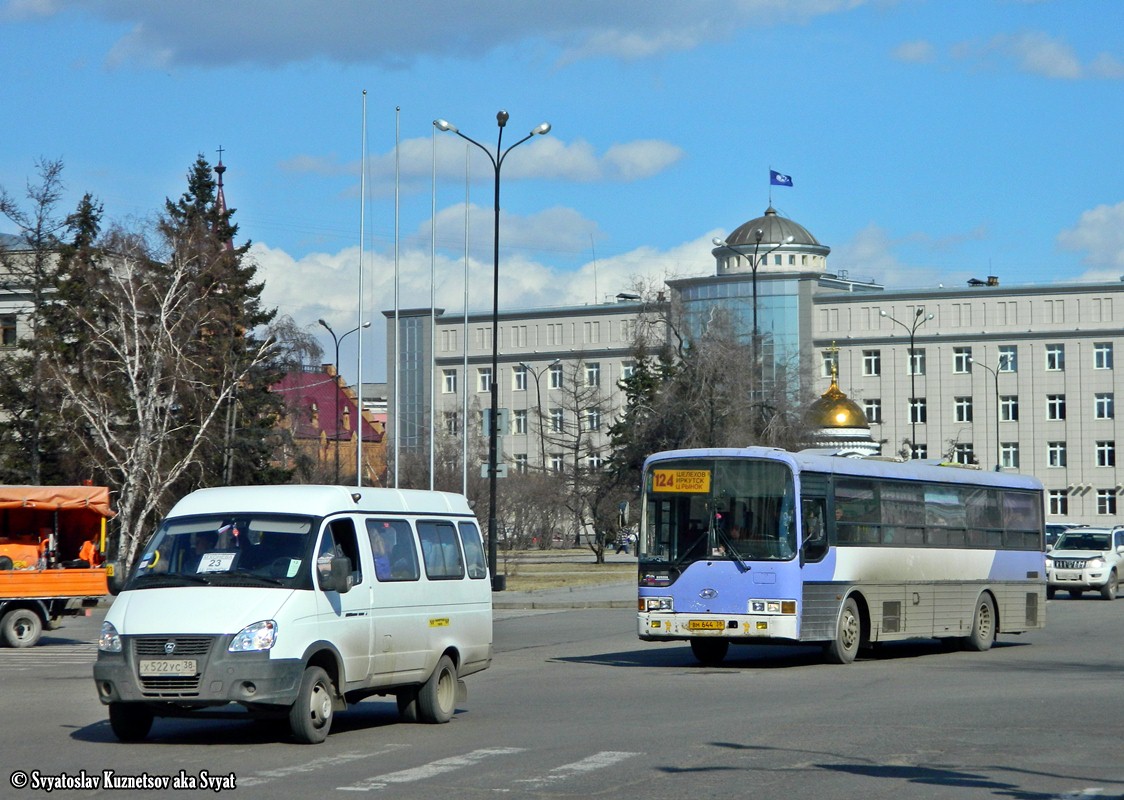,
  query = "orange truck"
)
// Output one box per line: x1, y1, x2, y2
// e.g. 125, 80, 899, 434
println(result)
0, 485, 114, 647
